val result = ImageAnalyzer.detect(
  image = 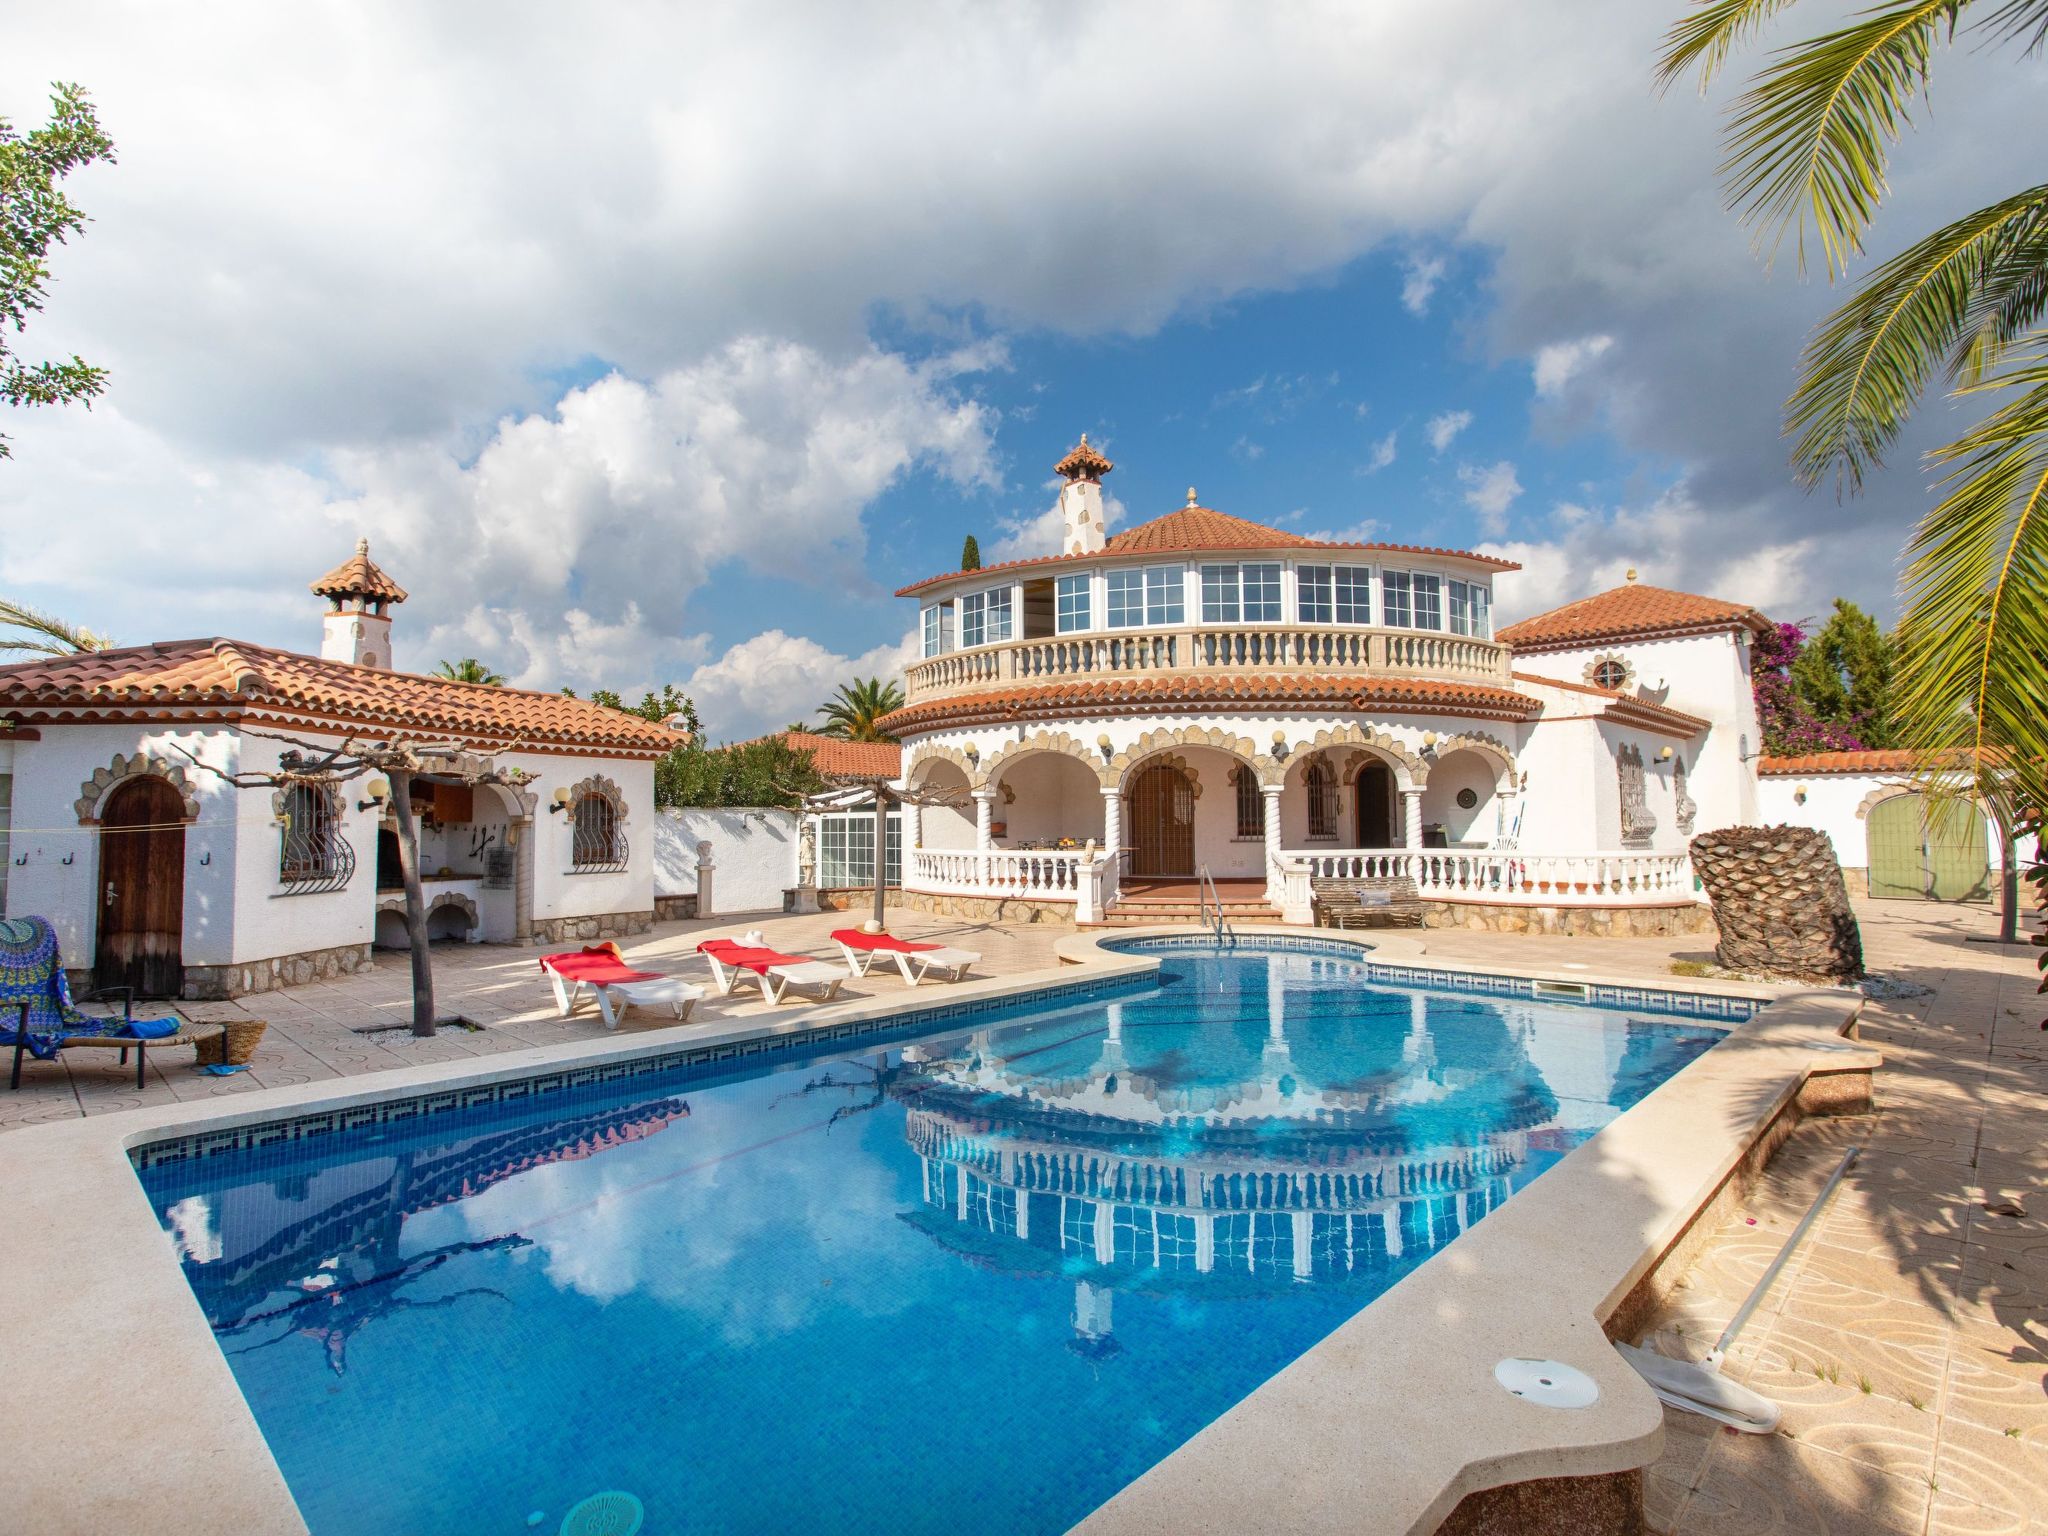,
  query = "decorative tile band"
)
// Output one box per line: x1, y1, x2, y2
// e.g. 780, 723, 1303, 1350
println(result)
130, 969, 1158, 1171
1103, 933, 1761, 1022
